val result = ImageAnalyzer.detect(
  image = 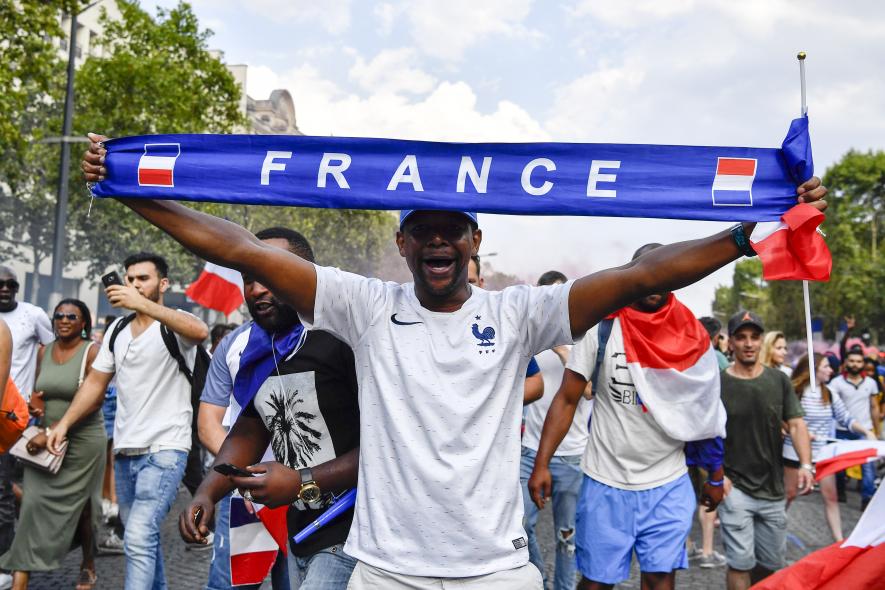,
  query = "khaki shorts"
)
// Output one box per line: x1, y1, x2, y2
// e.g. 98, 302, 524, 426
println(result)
346, 561, 543, 590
